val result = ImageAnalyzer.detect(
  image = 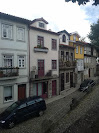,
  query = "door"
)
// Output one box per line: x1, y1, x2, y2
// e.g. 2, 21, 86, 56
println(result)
52, 80, 56, 96
18, 84, 26, 100
89, 68, 90, 77
70, 72, 73, 88
38, 60, 44, 78
16, 103, 28, 121
61, 73, 64, 91
42, 82, 48, 98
